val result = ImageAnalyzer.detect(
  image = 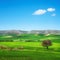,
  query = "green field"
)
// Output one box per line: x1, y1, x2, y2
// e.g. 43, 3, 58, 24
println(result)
0, 34, 60, 42
0, 34, 60, 60
0, 42, 60, 60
